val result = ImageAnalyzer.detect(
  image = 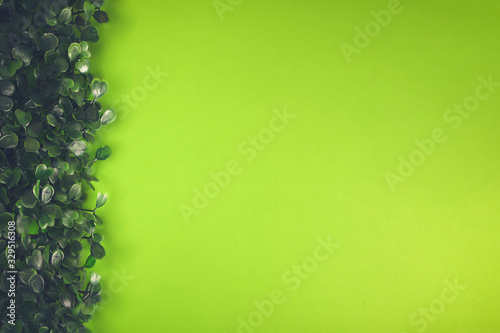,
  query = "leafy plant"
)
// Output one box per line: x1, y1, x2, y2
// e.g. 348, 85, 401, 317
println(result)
0, 0, 114, 331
